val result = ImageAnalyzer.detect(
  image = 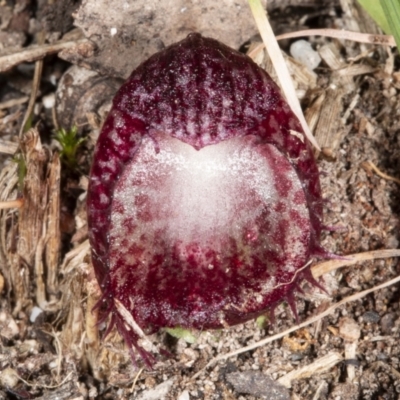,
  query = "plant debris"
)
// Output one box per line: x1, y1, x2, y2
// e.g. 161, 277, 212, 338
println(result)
0, 0, 399, 398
